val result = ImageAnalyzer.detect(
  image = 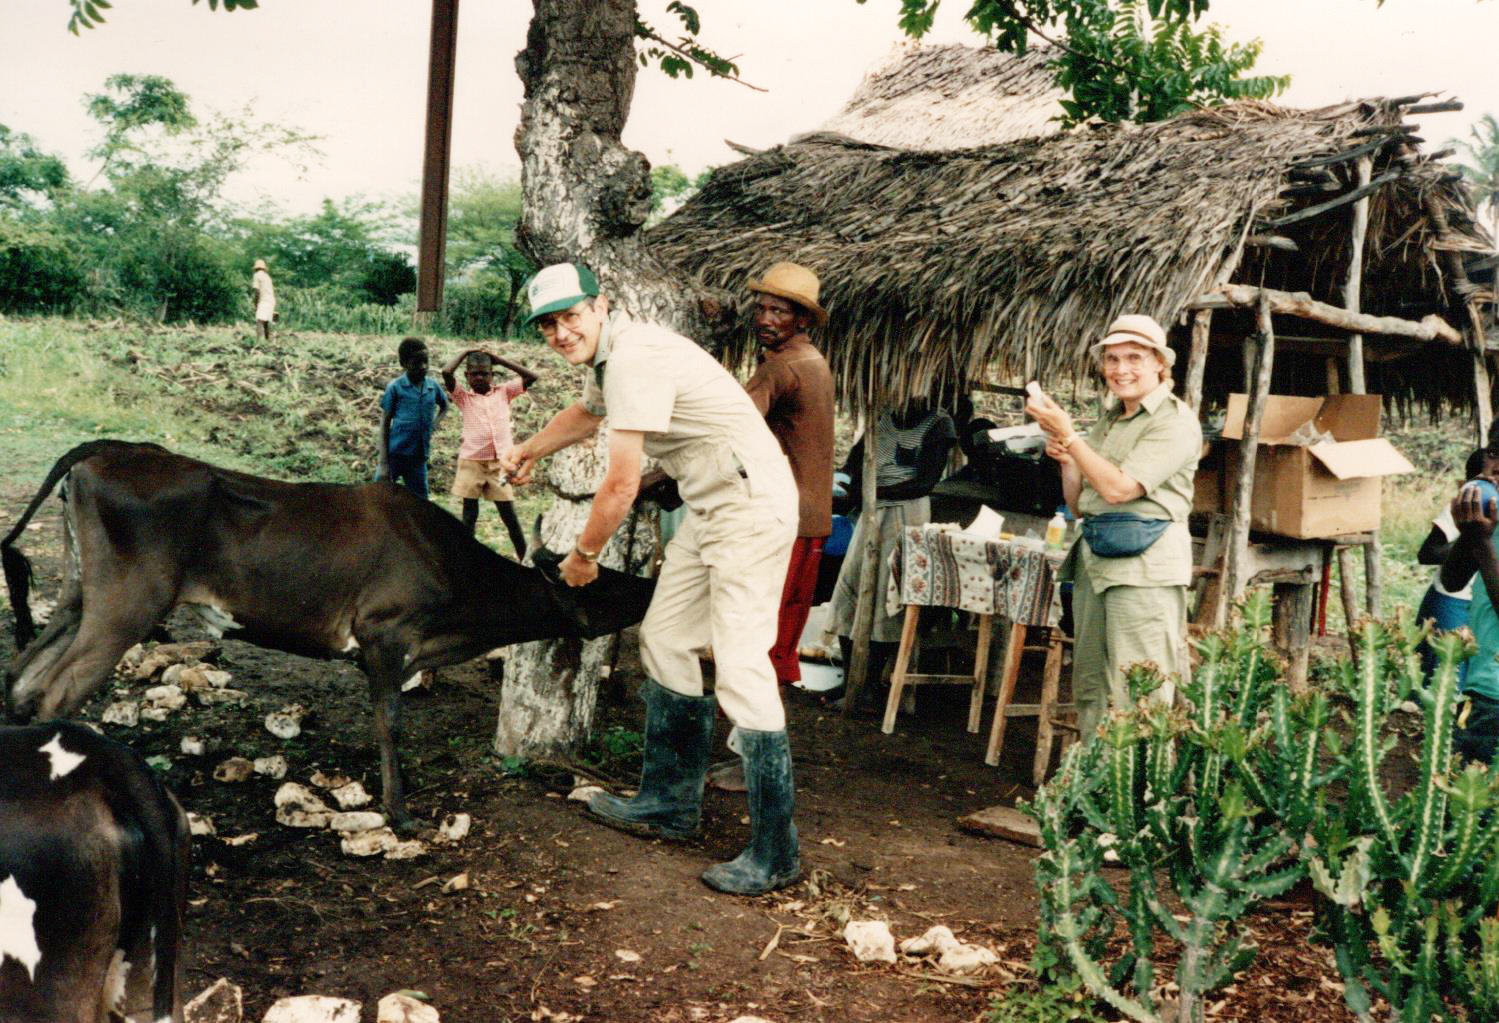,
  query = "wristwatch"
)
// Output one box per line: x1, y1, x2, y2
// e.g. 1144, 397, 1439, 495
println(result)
573, 545, 600, 564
